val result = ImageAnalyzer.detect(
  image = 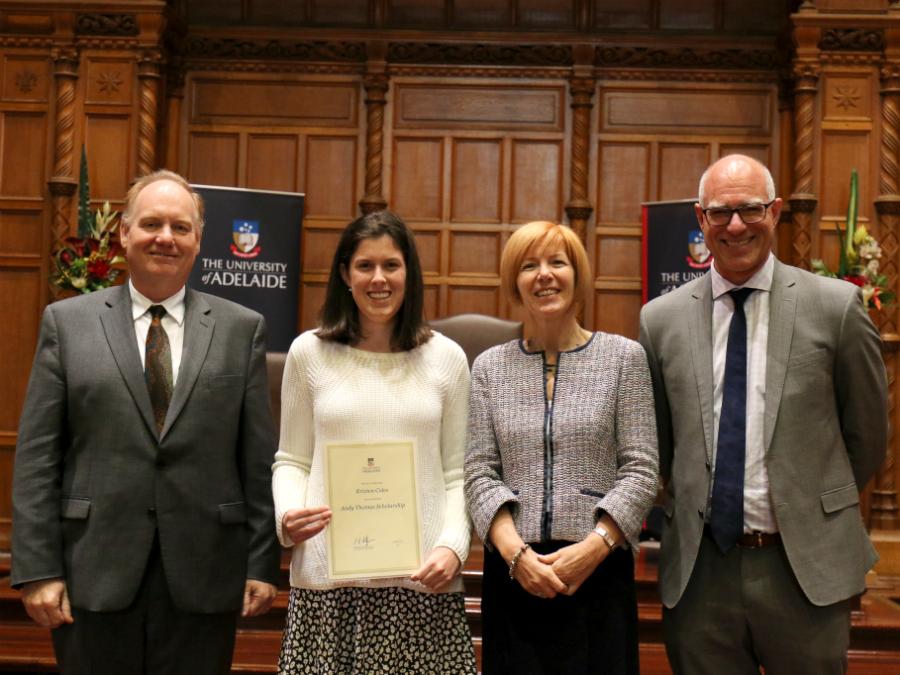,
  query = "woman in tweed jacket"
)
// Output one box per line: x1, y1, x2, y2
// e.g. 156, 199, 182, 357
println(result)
464, 221, 659, 674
